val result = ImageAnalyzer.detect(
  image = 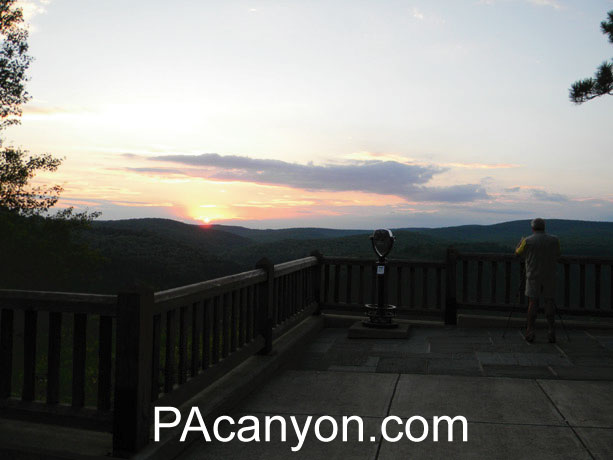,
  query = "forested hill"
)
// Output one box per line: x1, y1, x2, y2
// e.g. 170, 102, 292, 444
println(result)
3, 216, 612, 293
404, 219, 613, 246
